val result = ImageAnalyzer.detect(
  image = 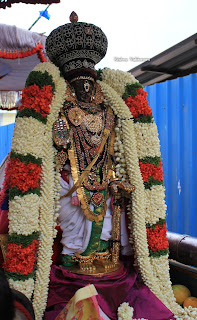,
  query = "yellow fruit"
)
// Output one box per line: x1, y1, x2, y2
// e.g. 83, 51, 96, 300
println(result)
183, 297, 197, 308
172, 284, 191, 305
